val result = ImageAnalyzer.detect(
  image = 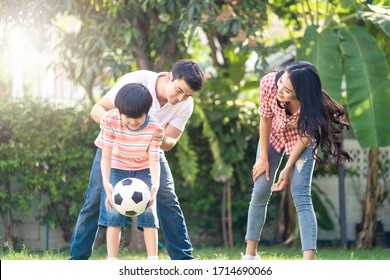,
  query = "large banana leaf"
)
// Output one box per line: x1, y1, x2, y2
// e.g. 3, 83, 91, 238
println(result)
357, 4, 390, 37
296, 26, 343, 103
339, 26, 390, 148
